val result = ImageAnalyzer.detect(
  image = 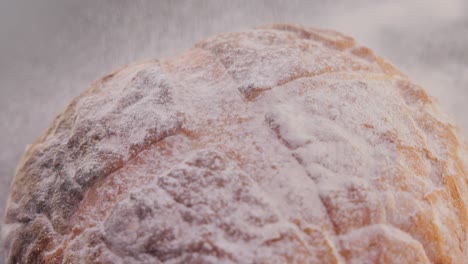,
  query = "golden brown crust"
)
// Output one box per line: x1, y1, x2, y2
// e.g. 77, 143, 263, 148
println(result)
3, 24, 468, 263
